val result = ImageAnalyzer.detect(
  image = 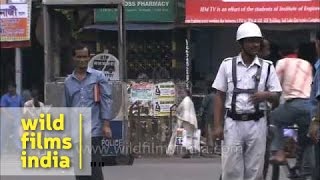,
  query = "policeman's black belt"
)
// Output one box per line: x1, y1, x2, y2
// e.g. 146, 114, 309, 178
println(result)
227, 111, 263, 121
